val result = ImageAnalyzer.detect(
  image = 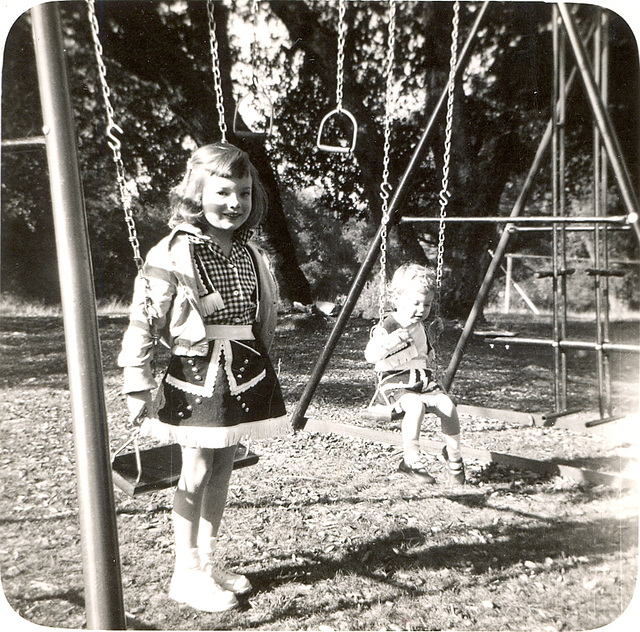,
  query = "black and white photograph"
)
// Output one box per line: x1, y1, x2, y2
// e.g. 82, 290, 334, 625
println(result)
1, 1, 639, 630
